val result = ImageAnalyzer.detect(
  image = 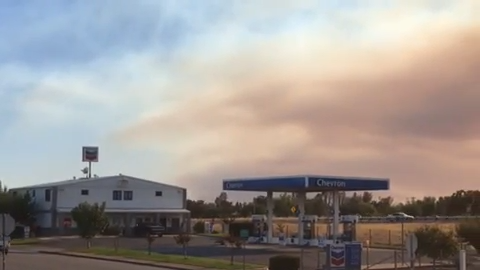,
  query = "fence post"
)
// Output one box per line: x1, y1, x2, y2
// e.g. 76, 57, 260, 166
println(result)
388, 230, 392, 245
459, 249, 466, 270
369, 229, 372, 244
400, 222, 405, 265
317, 249, 321, 270
366, 243, 370, 266
300, 247, 304, 270
394, 250, 397, 270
